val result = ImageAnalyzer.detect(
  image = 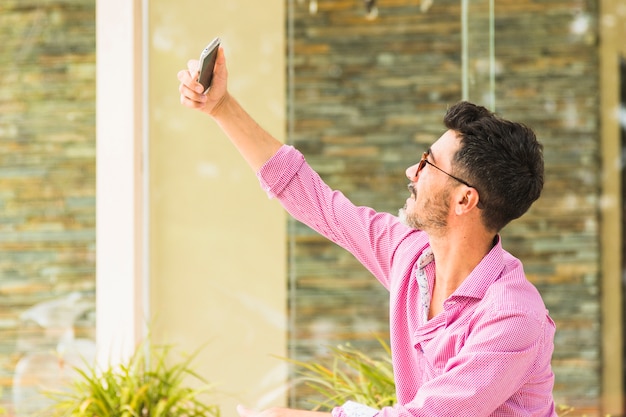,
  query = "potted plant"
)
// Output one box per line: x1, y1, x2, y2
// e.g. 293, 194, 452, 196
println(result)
43, 337, 220, 417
